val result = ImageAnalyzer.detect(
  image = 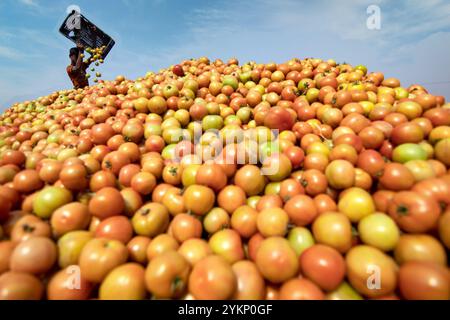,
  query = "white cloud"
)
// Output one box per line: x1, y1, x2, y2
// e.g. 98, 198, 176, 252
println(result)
0, 45, 23, 60
1, 0, 449, 108
19, 0, 38, 7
